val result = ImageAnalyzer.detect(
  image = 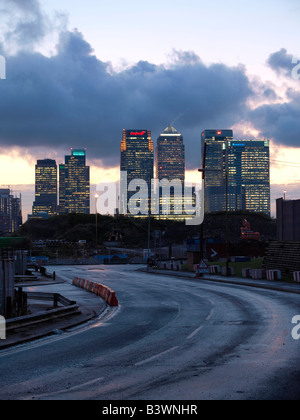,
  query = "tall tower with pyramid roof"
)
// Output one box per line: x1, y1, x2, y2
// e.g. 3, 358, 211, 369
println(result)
155, 125, 186, 219
156, 125, 185, 182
